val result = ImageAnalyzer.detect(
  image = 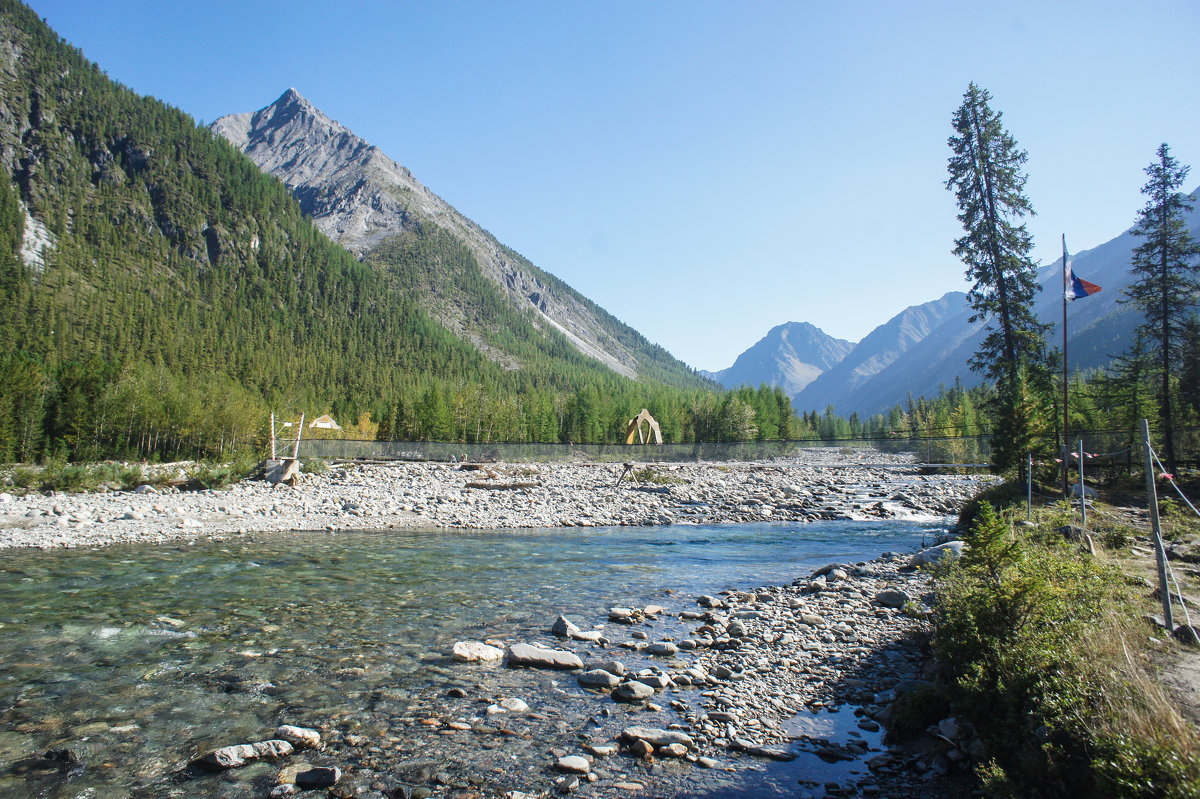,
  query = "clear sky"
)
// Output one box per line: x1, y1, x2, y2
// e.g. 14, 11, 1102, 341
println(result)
27, 0, 1200, 372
